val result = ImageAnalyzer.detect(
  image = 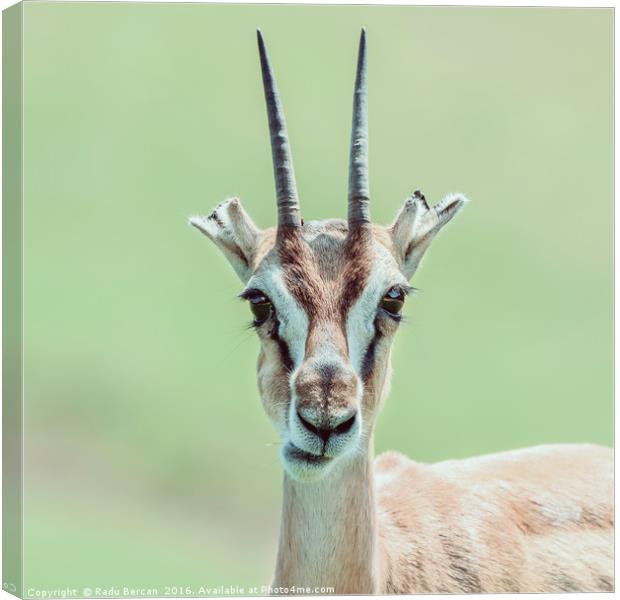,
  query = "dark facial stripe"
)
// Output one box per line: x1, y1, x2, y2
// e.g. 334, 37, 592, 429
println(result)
268, 317, 294, 373
361, 323, 380, 383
